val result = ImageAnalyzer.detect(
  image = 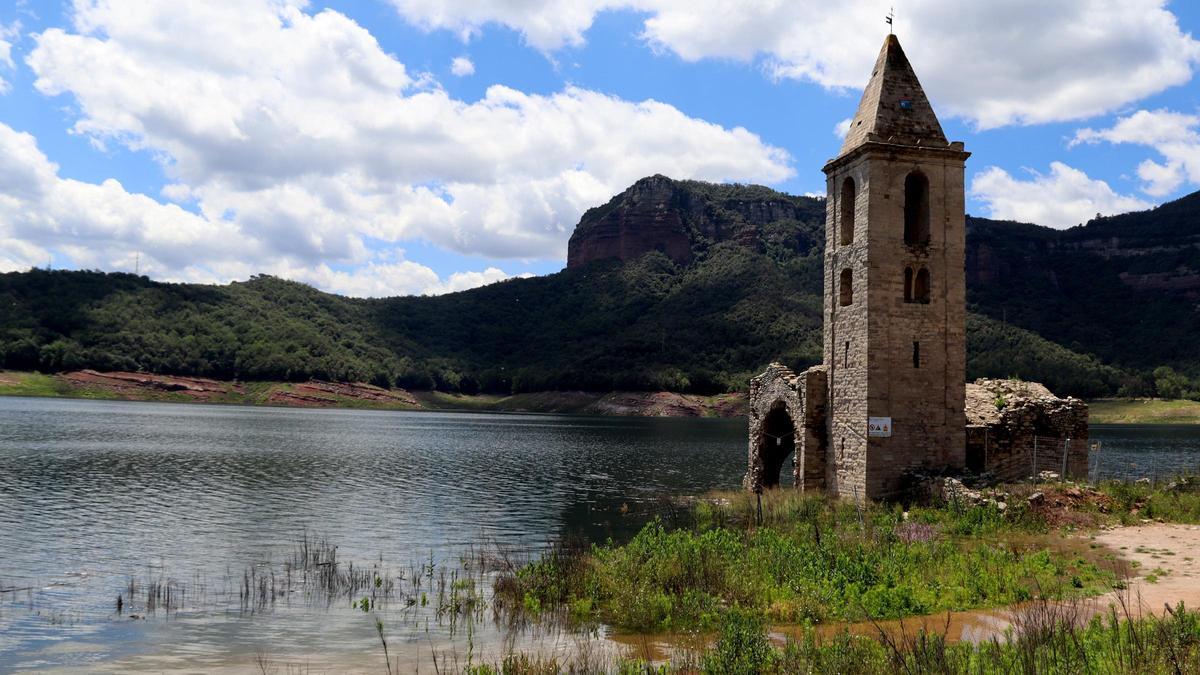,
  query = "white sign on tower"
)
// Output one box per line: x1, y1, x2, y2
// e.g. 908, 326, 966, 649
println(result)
868, 417, 893, 438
